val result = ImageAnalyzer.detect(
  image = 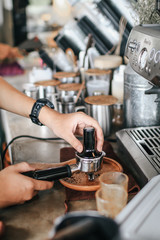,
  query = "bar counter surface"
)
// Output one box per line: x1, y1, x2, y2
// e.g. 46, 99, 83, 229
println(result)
0, 72, 98, 240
